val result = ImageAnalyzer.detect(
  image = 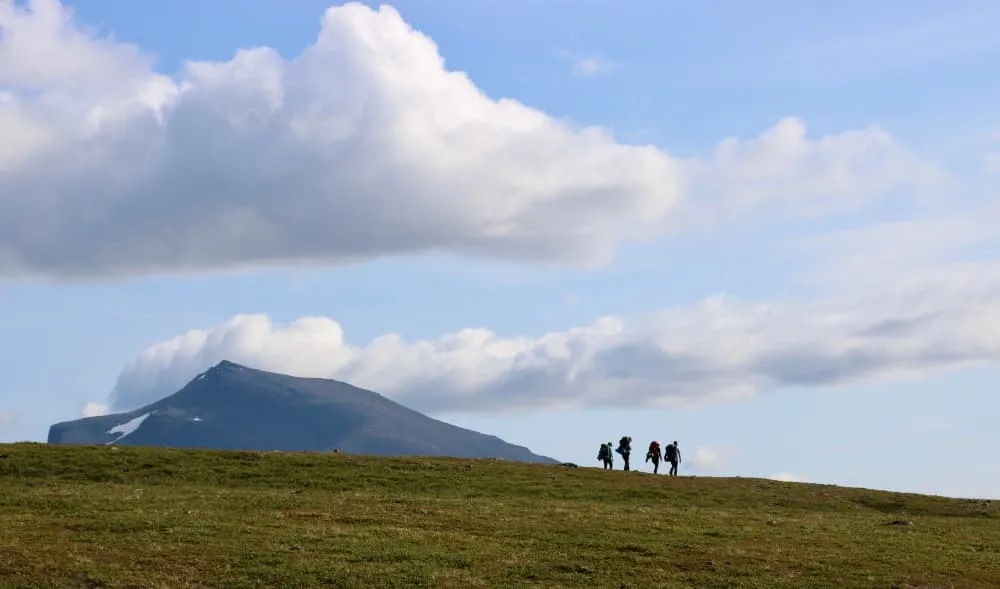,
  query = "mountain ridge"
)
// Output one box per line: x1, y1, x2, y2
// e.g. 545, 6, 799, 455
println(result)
47, 360, 558, 463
